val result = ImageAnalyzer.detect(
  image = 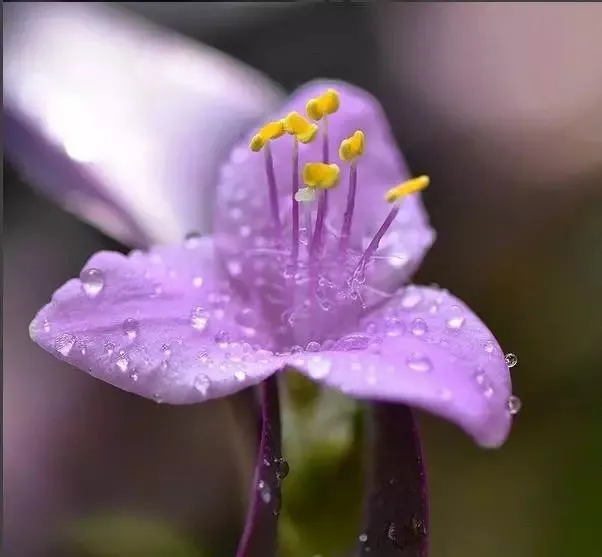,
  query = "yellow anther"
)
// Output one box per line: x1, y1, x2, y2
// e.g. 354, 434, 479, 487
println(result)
306, 88, 341, 121
283, 112, 318, 144
385, 175, 430, 203
303, 162, 341, 190
249, 120, 285, 152
339, 130, 365, 162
